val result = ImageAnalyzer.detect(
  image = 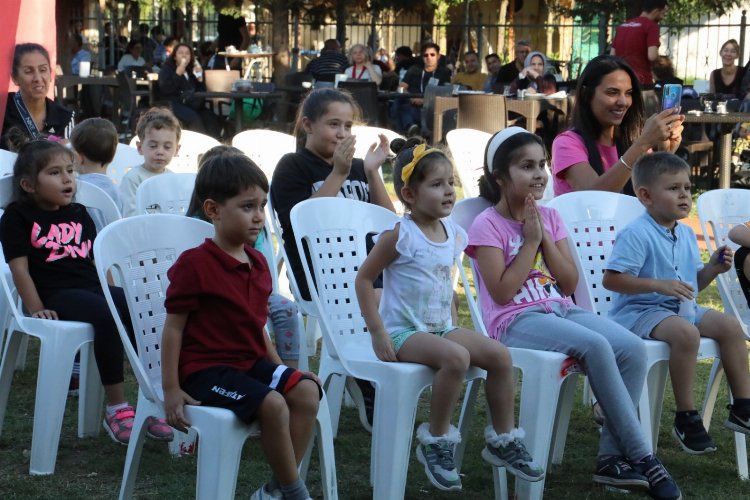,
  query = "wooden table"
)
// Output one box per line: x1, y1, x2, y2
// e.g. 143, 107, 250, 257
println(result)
506, 96, 570, 133
216, 52, 274, 80
194, 90, 283, 131
54, 75, 118, 105
684, 112, 750, 188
